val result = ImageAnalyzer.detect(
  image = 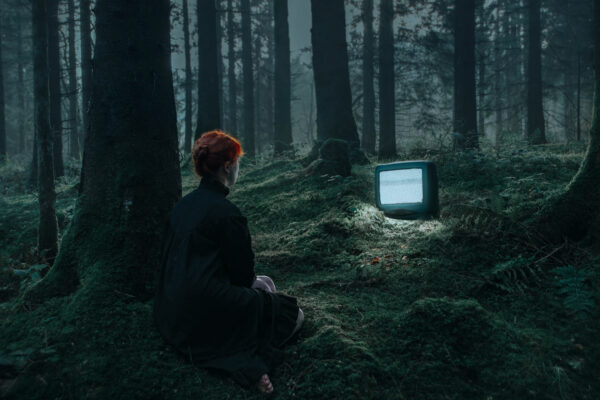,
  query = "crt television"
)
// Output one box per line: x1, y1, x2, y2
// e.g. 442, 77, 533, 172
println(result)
374, 160, 439, 220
